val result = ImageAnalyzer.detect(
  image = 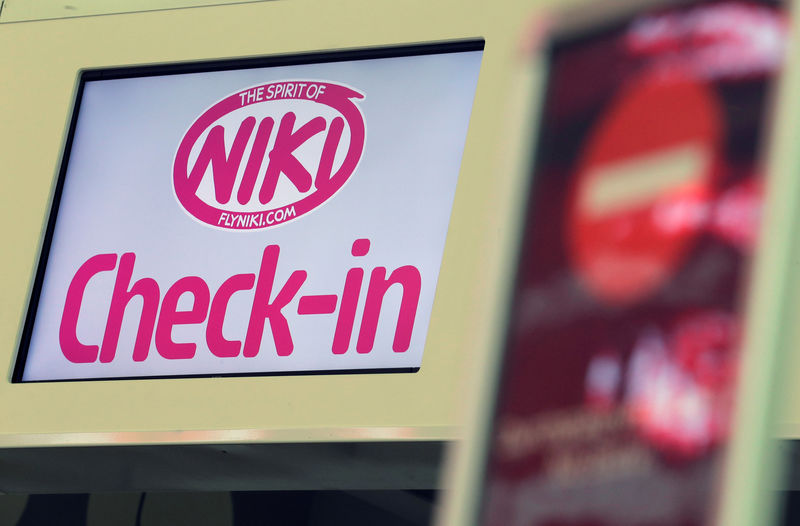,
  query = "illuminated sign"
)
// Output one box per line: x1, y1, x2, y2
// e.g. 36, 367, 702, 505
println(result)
15, 42, 483, 381
474, 1, 785, 525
